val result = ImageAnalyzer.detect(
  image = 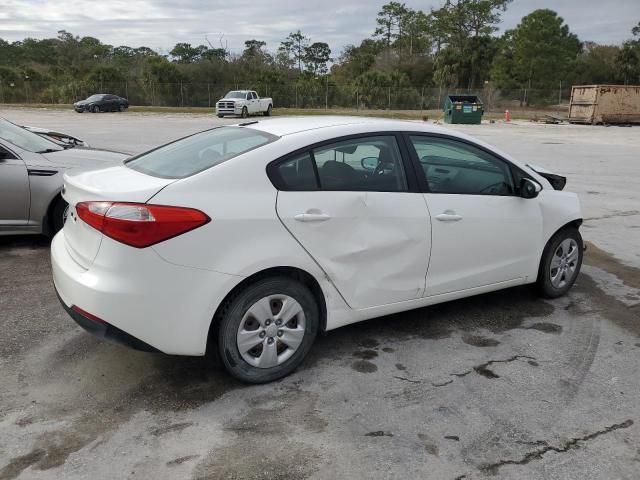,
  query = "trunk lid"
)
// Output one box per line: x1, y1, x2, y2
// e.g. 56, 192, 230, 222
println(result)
61, 165, 176, 268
